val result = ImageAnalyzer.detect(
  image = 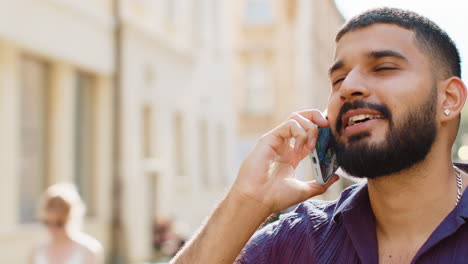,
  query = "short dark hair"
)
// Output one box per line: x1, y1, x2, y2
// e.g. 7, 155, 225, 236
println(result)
336, 7, 461, 79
